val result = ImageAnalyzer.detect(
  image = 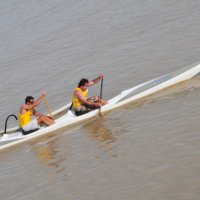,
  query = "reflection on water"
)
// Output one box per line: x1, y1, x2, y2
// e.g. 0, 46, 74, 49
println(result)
83, 116, 118, 158
30, 134, 68, 182
34, 140, 57, 167
85, 118, 115, 142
